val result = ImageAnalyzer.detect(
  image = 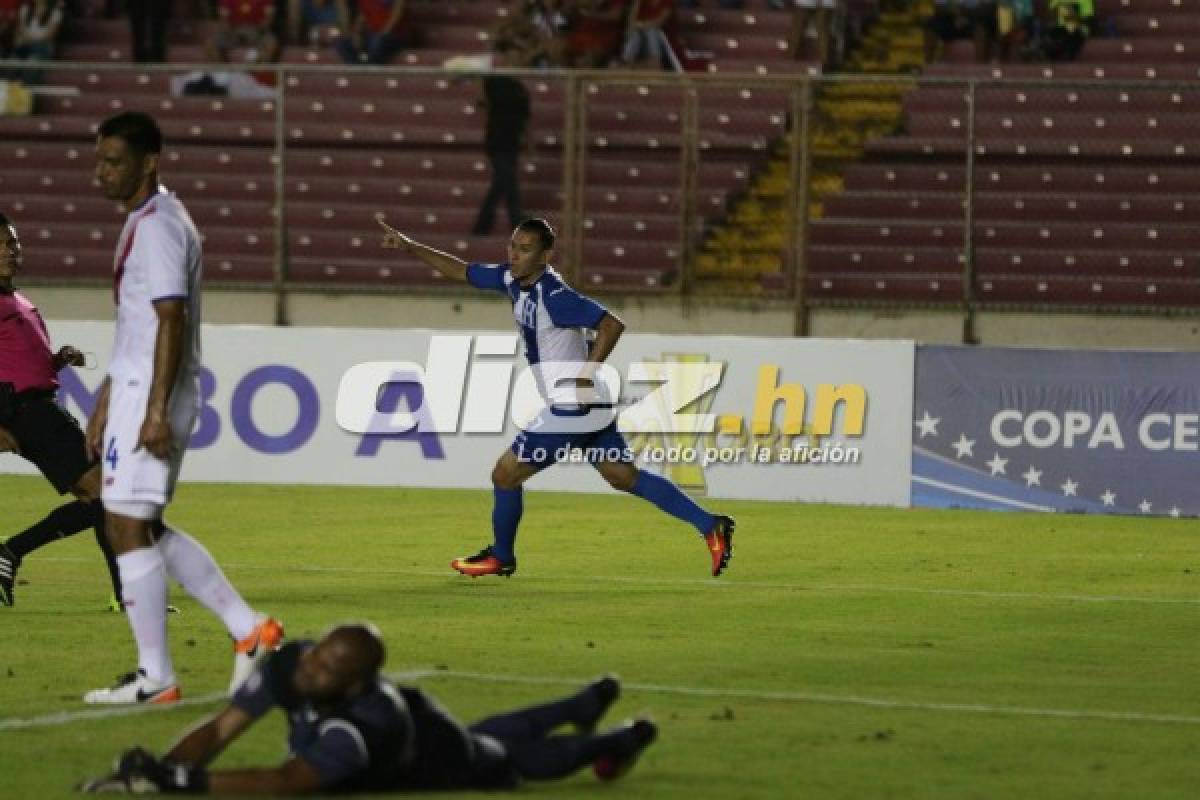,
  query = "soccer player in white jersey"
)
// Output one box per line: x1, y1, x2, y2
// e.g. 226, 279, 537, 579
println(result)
377, 216, 734, 579
82, 112, 283, 705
